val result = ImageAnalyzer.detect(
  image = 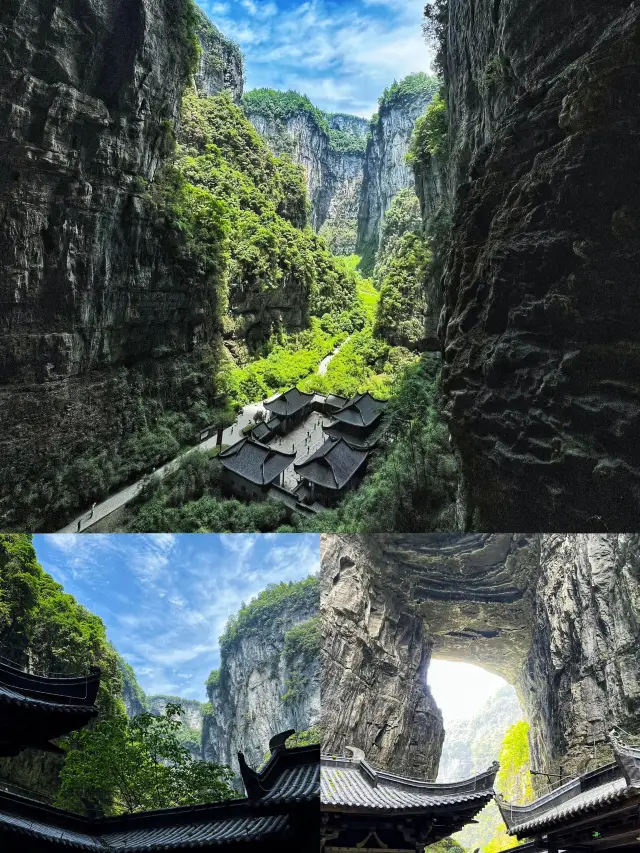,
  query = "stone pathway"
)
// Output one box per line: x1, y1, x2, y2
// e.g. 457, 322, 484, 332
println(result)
317, 336, 351, 377
268, 412, 328, 491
